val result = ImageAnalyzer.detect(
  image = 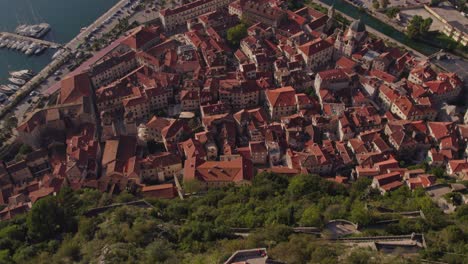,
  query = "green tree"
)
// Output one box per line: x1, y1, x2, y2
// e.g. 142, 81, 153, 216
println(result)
420, 17, 433, 35
0, 249, 12, 264
385, 7, 400, 18
350, 177, 371, 200
430, 166, 446, 178
455, 204, 468, 221
143, 239, 178, 263
268, 235, 313, 264
17, 144, 33, 157
350, 202, 372, 226
27, 196, 65, 242
372, 0, 380, 9
78, 217, 98, 241
227, 23, 248, 48
310, 245, 339, 263
178, 221, 227, 250
286, 0, 304, 10
57, 186, 81, 232
54, 237, 81, 262
445, 192, 463, 206
287, 174, 325, 199
443, 225, 465, 243
305, 87, 316, 98
406, 15, 423, 39
115, 191, 135, 203
299, 206, 322, 227
184, 179, 203, 194
406, 15, 432, 39
346, 248, 377, 264
323, 204, 347, 222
